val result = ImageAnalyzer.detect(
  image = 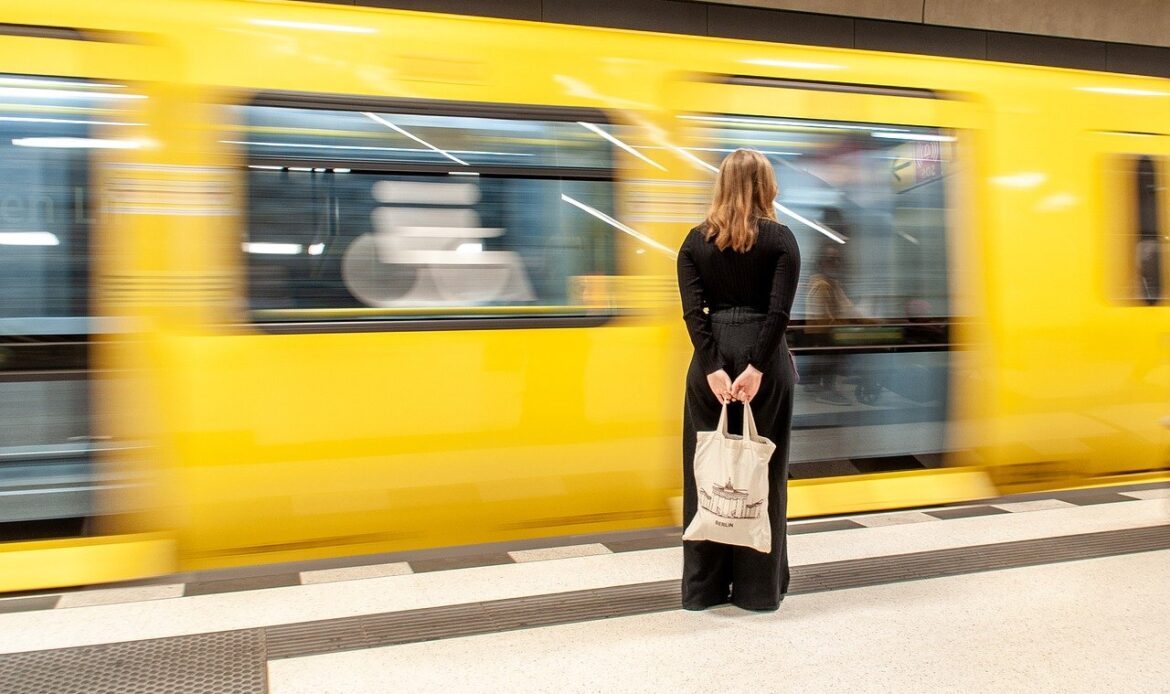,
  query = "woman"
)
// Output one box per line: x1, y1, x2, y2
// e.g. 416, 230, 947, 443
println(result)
676, 149, 801, 611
